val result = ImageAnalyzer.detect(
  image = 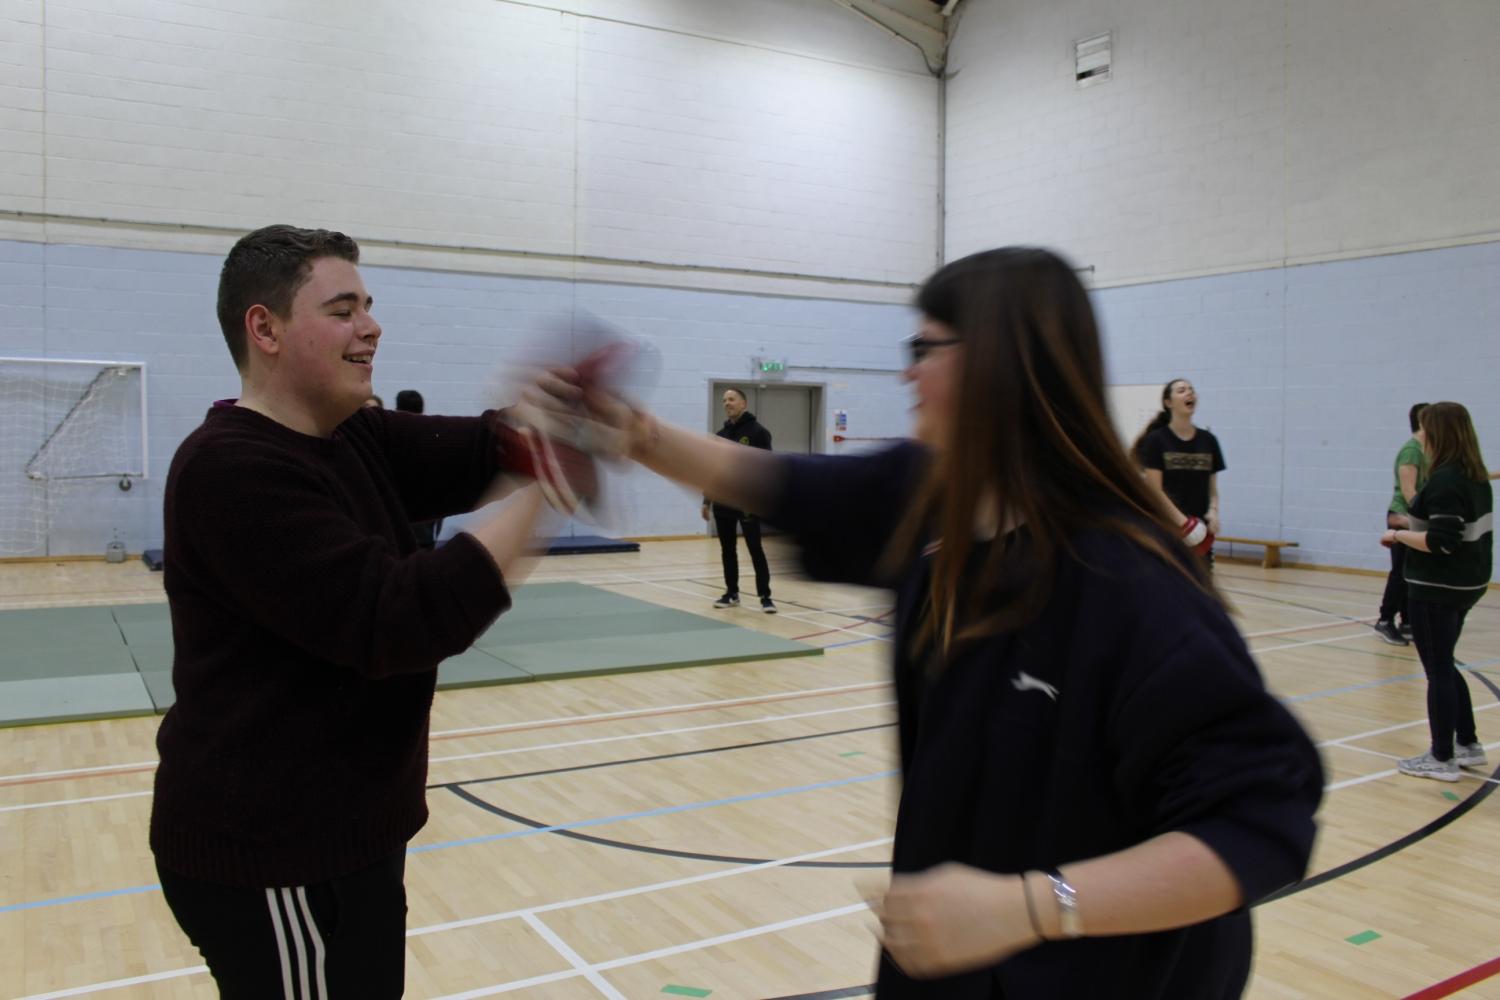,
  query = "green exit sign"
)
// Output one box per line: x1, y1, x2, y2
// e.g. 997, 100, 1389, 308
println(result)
758, 359, 785, 373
